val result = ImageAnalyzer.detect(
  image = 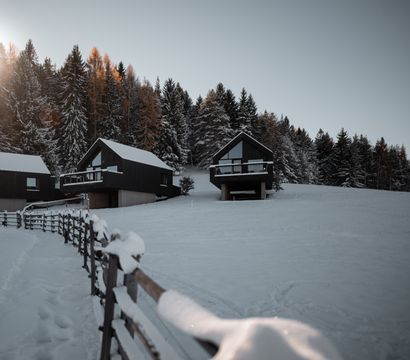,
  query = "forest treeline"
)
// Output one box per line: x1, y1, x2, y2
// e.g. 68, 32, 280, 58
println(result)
0, 40, 409, 192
